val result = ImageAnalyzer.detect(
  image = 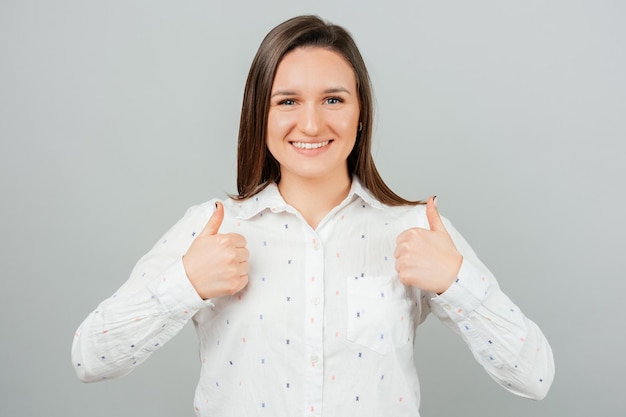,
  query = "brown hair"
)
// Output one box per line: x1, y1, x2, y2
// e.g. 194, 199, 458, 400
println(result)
235, 15, 422, 206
